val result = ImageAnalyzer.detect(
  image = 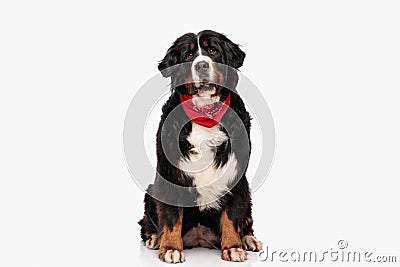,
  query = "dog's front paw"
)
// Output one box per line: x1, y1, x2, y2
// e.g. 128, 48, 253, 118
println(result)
145, 234, 159, 249
242, 235, 262, 251
159, 249, 185, 263
221, 248, 246, 262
